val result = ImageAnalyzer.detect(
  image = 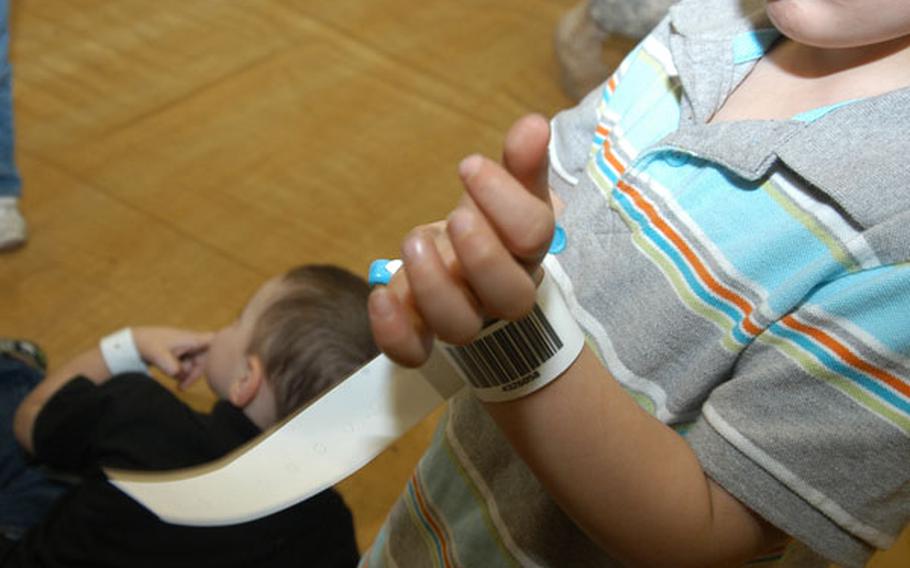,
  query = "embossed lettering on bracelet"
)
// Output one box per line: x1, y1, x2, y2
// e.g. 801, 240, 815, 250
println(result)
503, 370, 540, 392
441, 271, 585, 402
